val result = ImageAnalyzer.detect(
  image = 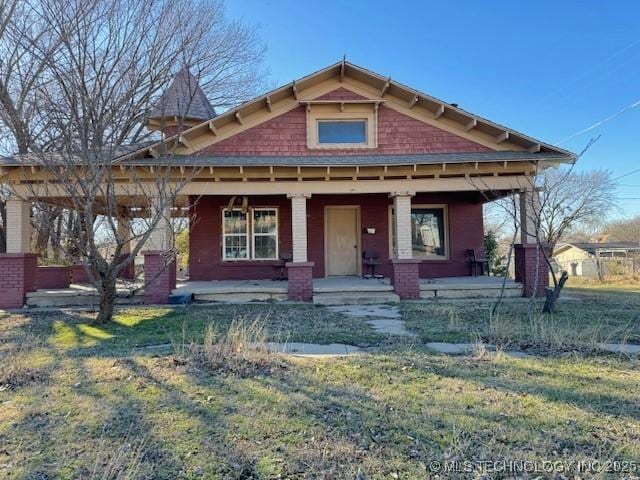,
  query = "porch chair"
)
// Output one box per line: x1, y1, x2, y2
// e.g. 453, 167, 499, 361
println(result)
362, 249, 383, 279
273, 252, 293, 281
467, 249, 489, 277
